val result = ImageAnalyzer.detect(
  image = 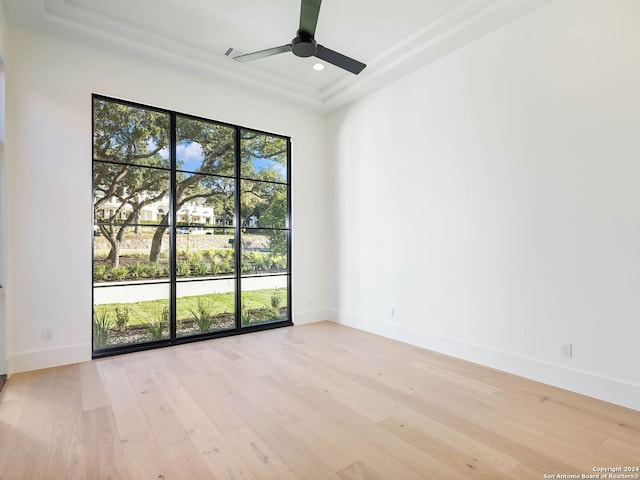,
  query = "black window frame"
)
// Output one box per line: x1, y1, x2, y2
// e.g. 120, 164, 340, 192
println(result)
91, 94, 292, 358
